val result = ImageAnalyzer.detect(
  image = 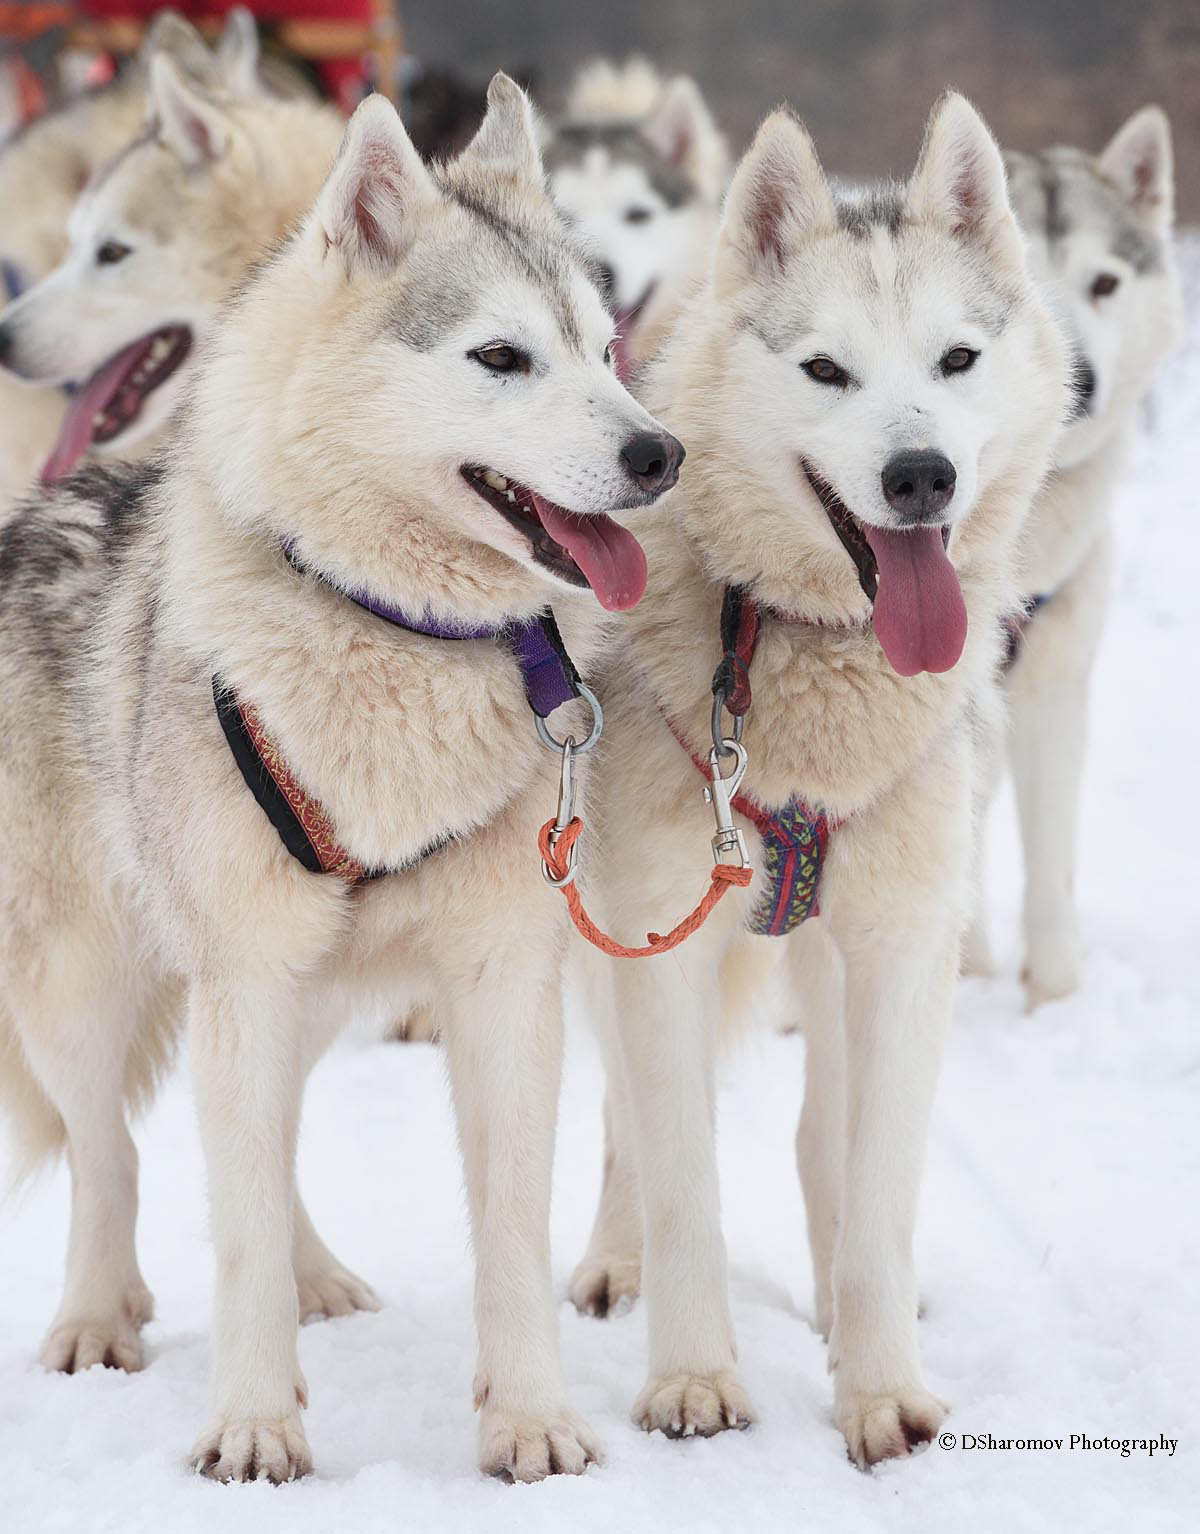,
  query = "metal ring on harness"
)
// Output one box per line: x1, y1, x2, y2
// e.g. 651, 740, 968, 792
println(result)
535, 681, 604, 755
